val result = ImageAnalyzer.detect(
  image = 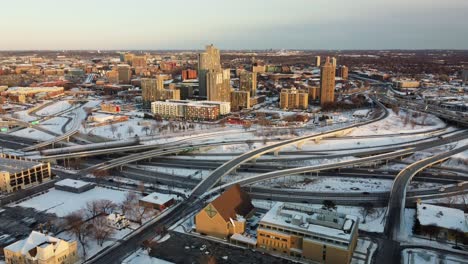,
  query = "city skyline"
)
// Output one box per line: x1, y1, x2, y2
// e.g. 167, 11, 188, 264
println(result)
1, 0, 467, 50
